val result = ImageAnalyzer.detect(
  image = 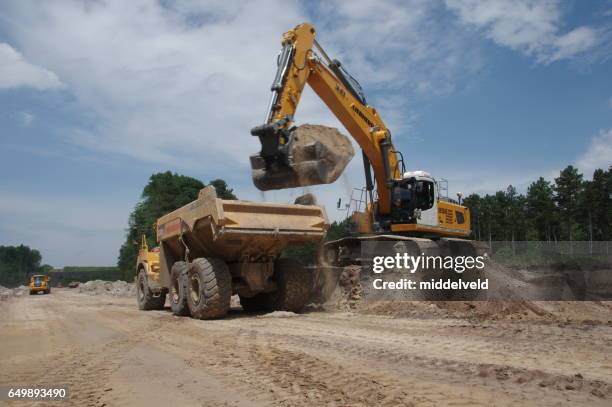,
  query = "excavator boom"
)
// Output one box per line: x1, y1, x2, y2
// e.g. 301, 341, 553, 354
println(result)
250, 23, 402, 215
